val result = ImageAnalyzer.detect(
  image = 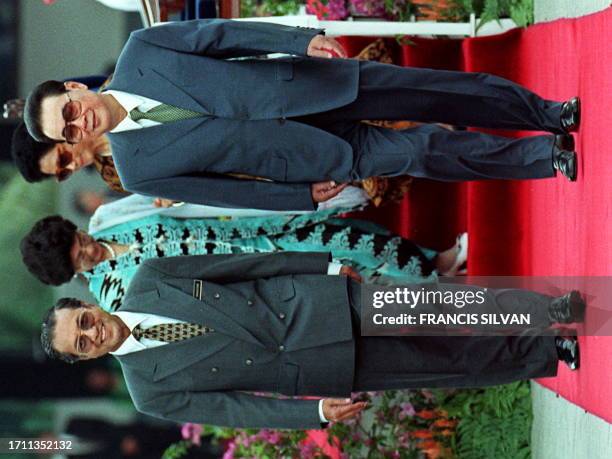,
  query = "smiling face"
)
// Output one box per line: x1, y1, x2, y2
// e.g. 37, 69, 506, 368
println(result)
38, 141, 96, 181
69, 231, 108, 272
39, 82, 112, 143
52, 303, 129, 360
